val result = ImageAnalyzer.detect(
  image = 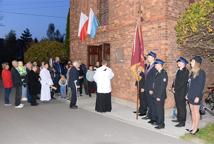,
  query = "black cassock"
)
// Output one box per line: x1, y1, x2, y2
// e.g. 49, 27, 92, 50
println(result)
95, 93, 112, 113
